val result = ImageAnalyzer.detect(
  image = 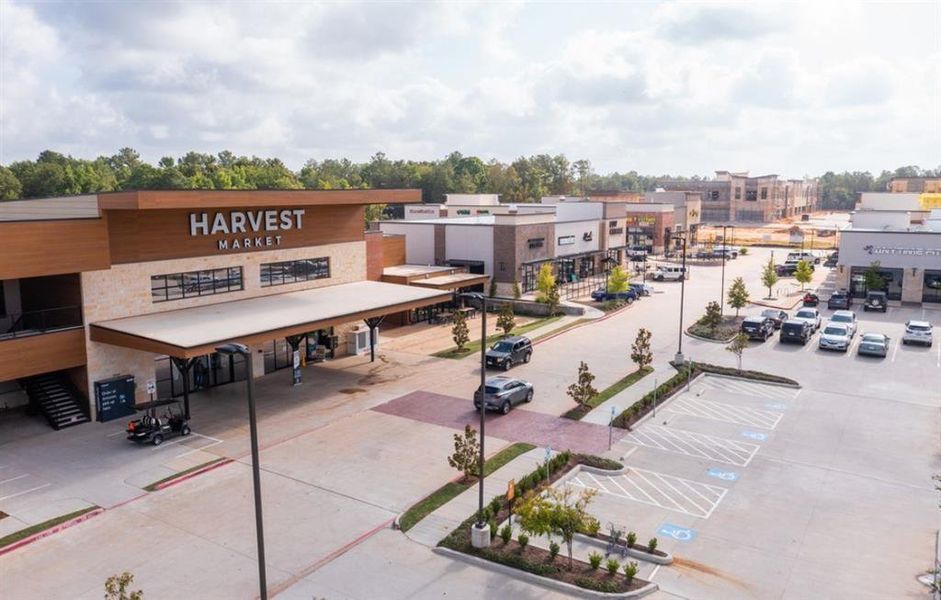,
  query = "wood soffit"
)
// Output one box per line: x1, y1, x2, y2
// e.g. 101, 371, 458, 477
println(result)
97, 189, 421, 210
